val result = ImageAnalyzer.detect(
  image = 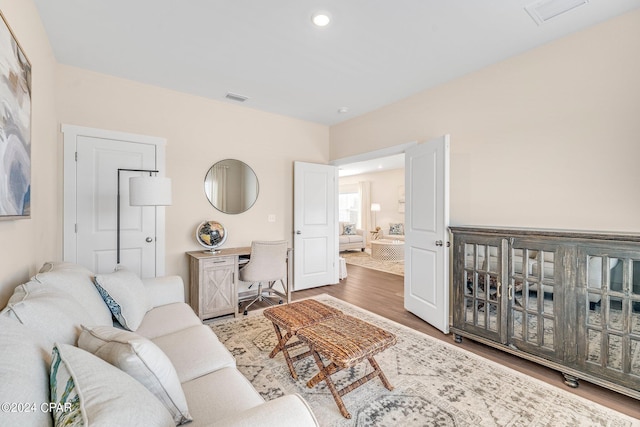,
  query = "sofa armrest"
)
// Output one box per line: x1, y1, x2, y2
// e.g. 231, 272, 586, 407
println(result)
216, 395, 318, 427
142, 275, 185, 308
